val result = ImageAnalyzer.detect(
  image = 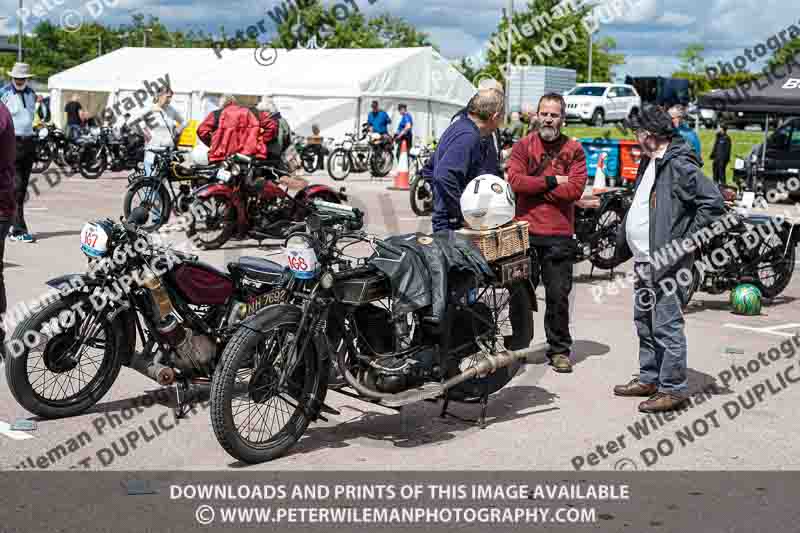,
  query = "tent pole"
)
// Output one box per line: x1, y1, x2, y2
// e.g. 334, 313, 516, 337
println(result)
761, 114, 769, 173
355, 98, 361, 133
